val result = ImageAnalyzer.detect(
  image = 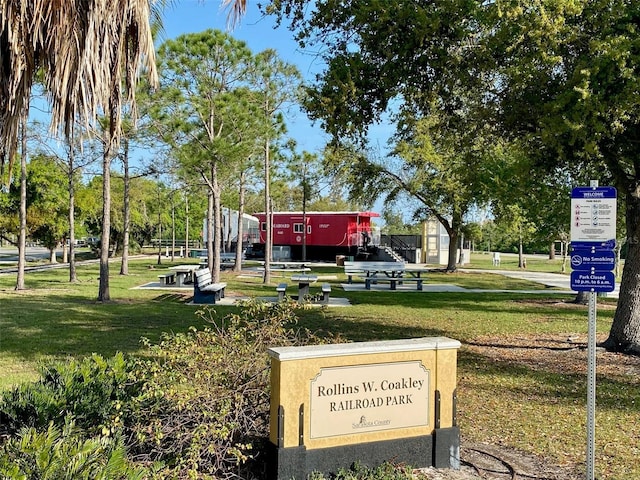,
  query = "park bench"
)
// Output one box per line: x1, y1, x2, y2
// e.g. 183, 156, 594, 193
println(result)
321, 283, 331, 304
364, 276, 423, 291
276, 283, 287, 301
193, 268, 227, 304
344, 261, 365, 283
157, 272, 175, 286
